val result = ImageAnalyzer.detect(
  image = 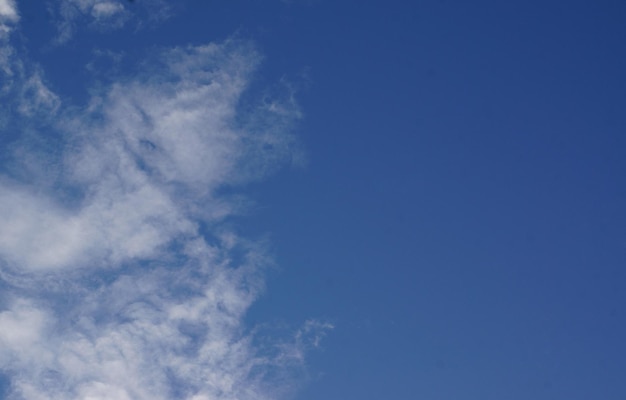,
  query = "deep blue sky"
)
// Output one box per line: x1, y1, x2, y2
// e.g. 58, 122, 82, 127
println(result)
245, 1, 626, 399
6, 0, 626, 399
